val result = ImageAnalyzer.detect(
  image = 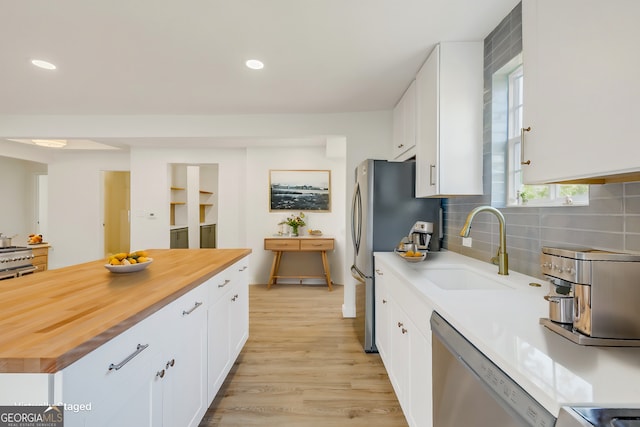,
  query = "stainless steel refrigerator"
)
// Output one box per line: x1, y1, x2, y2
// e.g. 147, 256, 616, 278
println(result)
350, 159, 441, 352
